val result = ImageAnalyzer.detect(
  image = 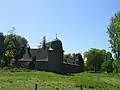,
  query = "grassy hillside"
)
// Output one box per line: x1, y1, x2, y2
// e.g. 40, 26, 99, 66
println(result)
0, 71, 120, 90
